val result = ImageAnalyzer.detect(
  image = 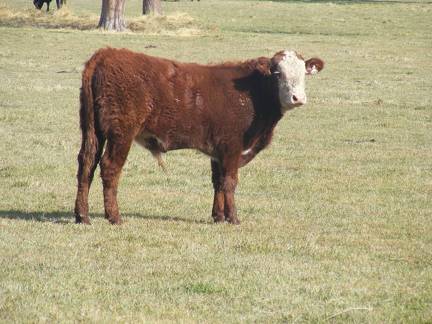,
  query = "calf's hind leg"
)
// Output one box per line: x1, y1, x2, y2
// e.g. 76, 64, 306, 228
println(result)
100, 135, 133, 225
75, 134, 105, 224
